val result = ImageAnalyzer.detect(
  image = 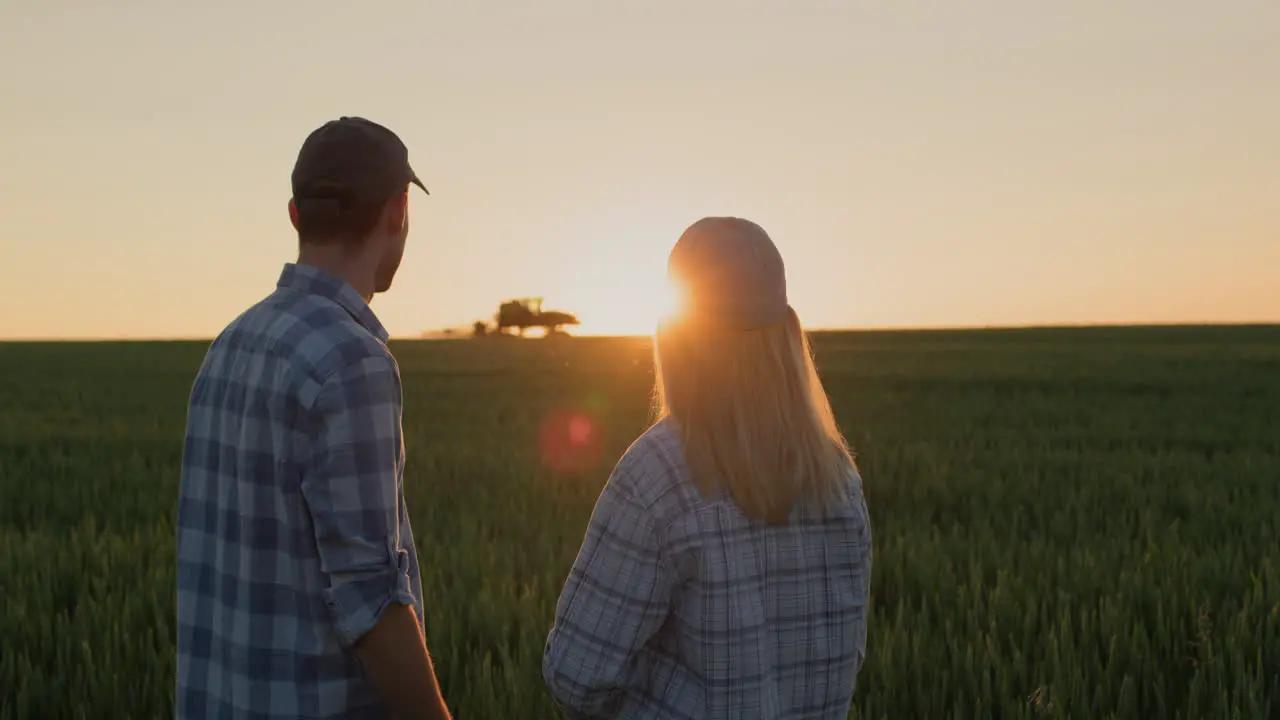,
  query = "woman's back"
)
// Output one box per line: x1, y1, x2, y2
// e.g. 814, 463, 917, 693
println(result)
542, 420, 872, 720
659, 420, 871, 718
